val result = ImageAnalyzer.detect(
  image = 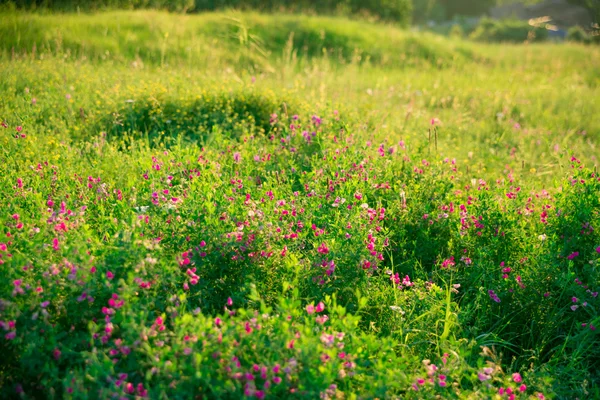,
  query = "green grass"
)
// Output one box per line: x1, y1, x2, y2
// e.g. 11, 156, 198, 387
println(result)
0, 9, 599, 399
